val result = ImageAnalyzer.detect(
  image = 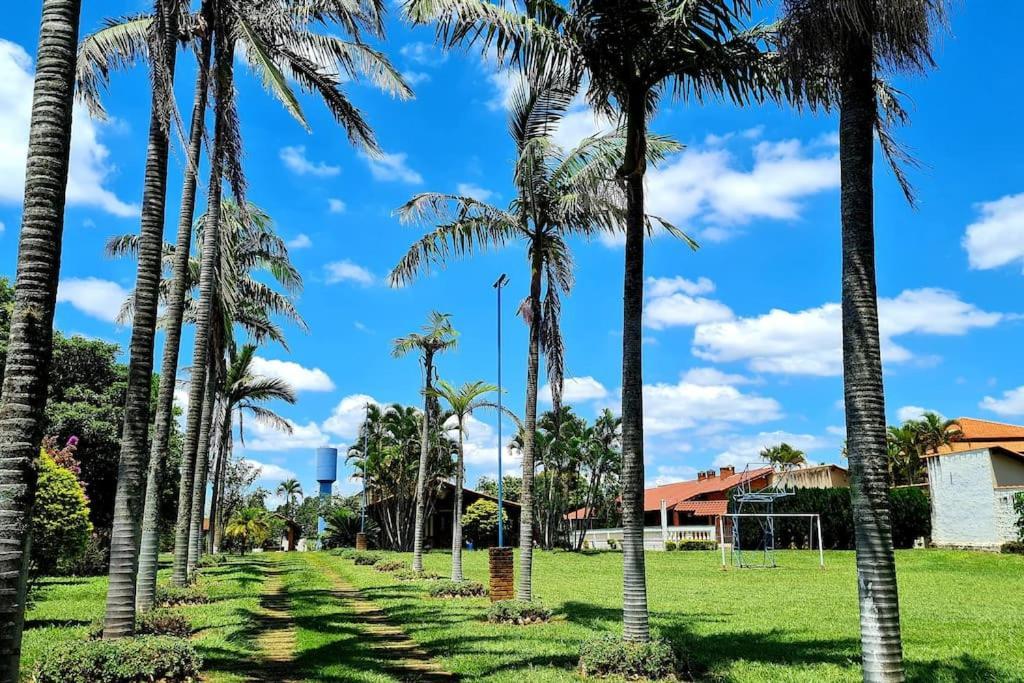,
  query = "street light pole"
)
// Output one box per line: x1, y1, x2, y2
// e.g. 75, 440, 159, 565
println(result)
493, 273, 509, 547
361, 402, 369, 534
